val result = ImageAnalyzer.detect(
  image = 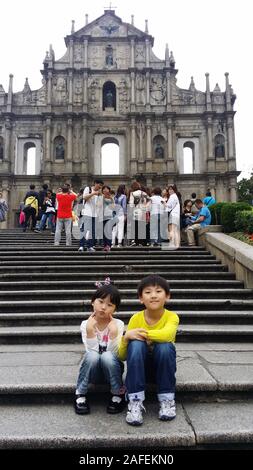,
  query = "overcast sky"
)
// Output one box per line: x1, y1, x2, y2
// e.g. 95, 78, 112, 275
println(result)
1, 0, 252, 180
